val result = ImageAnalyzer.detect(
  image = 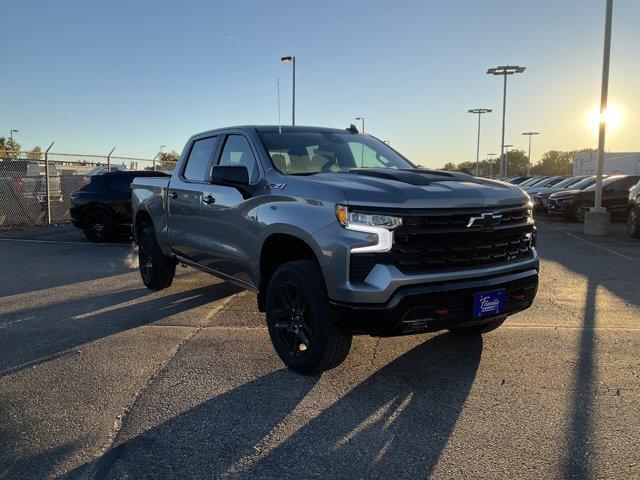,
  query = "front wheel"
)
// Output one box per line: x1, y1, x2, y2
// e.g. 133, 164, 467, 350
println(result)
572, 202, 590, 223
265, 260, 352, 375
448, 316, 506, 336
138, 225, 176, 291
627, 208, 640, 239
